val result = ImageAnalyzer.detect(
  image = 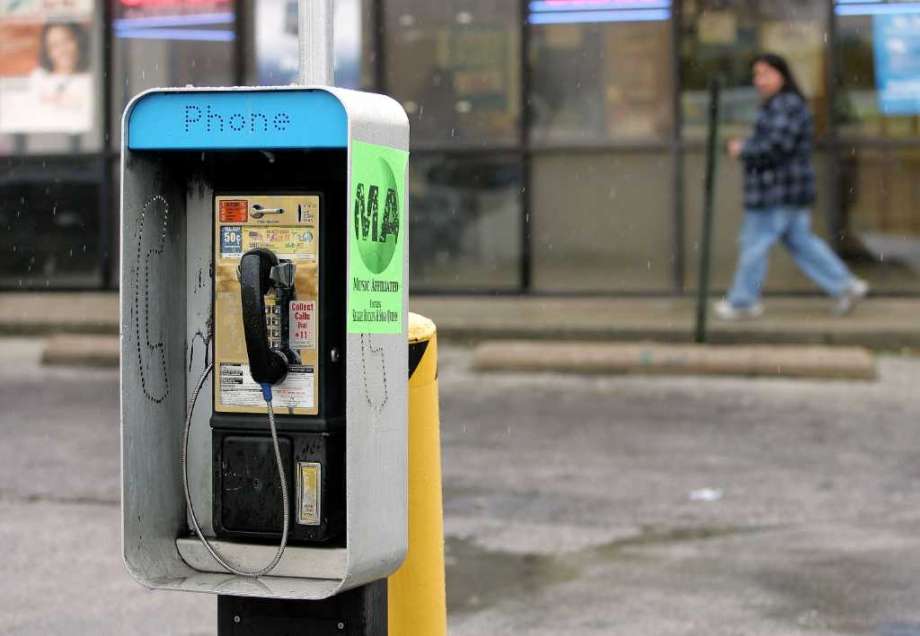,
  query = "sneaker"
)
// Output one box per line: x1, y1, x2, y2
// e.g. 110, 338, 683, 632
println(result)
713, 299, 764, 321
832, 278, 869, 316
